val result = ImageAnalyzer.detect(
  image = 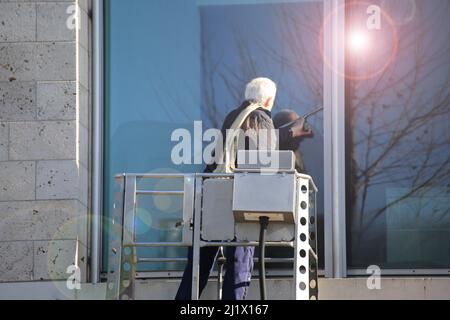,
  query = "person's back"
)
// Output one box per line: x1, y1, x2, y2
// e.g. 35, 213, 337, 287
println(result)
205, 99, 275, 173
